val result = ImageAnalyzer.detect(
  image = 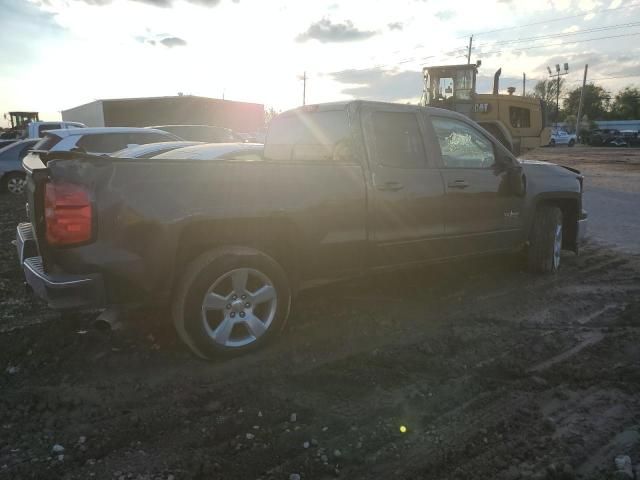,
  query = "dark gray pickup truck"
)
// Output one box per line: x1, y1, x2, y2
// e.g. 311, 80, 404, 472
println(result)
17, 101, 587, 358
